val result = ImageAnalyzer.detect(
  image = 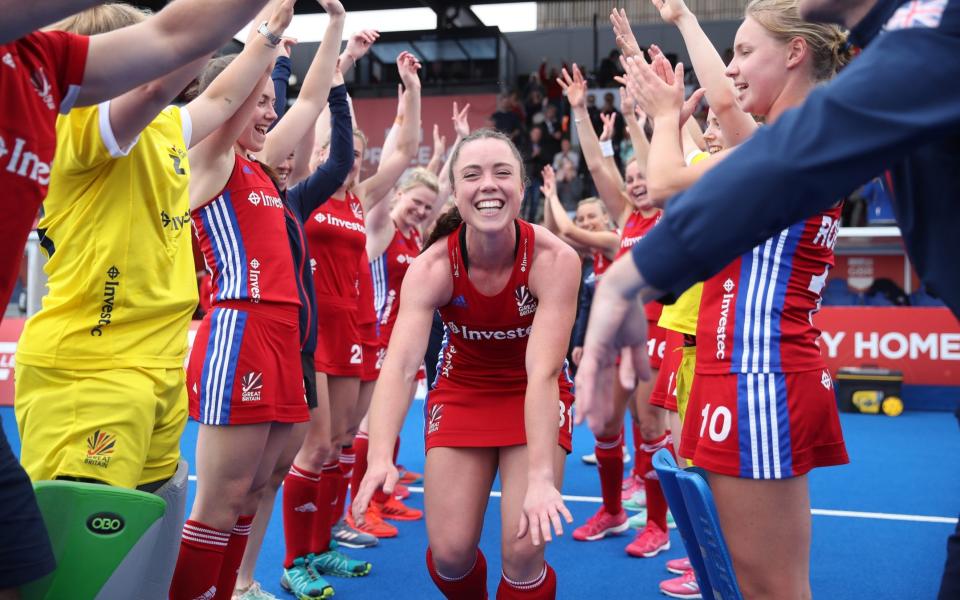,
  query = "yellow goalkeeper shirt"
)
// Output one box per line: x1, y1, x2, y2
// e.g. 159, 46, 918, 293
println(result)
17, 102, 197, 369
